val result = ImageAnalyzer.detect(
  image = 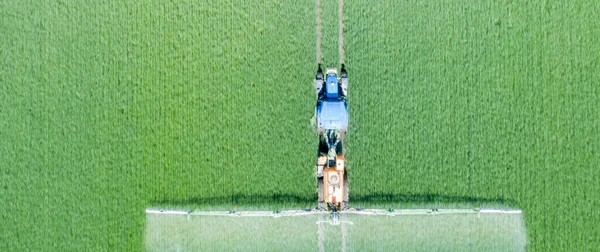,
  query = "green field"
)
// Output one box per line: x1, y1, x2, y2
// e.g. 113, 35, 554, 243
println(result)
1, 0, 599, 251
